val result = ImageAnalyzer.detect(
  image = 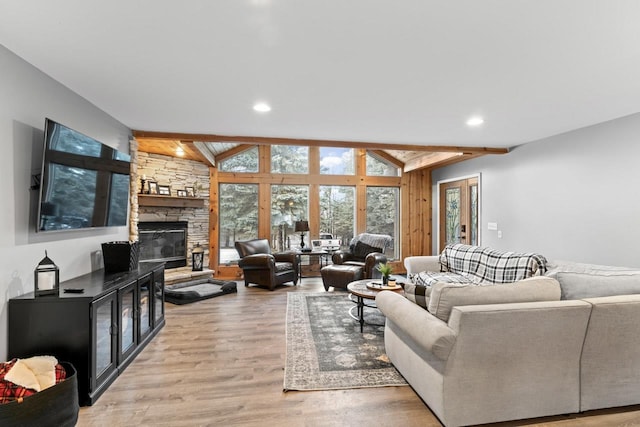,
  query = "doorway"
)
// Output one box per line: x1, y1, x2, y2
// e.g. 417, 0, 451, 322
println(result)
438, 176, 480, 252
